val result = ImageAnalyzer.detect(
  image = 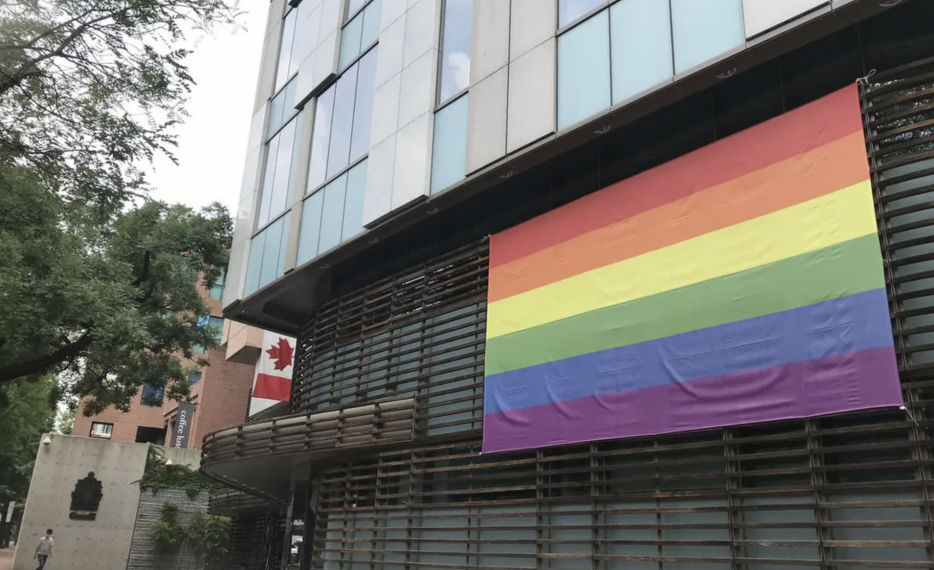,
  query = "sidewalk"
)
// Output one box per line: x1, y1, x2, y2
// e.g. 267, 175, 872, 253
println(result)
0, 547, 13, 570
